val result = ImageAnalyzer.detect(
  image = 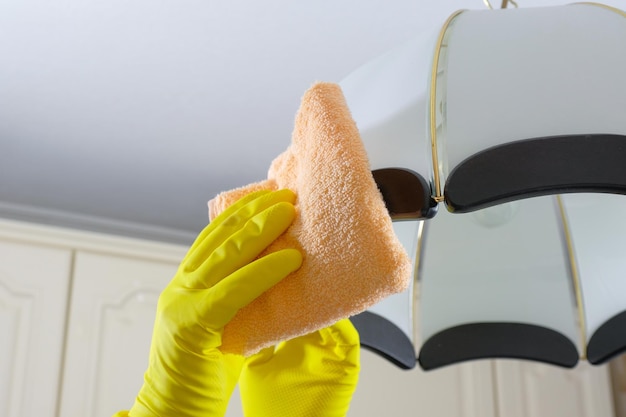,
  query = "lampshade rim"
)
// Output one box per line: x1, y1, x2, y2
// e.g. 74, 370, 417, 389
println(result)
444, 133, 626, 213
418, 321, 580, 370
